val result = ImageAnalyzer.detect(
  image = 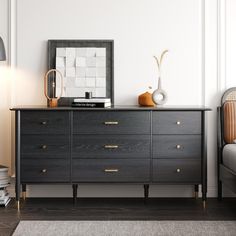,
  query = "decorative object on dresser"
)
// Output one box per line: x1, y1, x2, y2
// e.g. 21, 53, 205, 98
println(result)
152, 50, 168, 105
72, 98, 111, 108
0, 165, 11, 206
47, 40, 114, 106
138, 87, 155, 107
44, 69, 63, 107
11, 105, 210, 210
217, 87, 236, 200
